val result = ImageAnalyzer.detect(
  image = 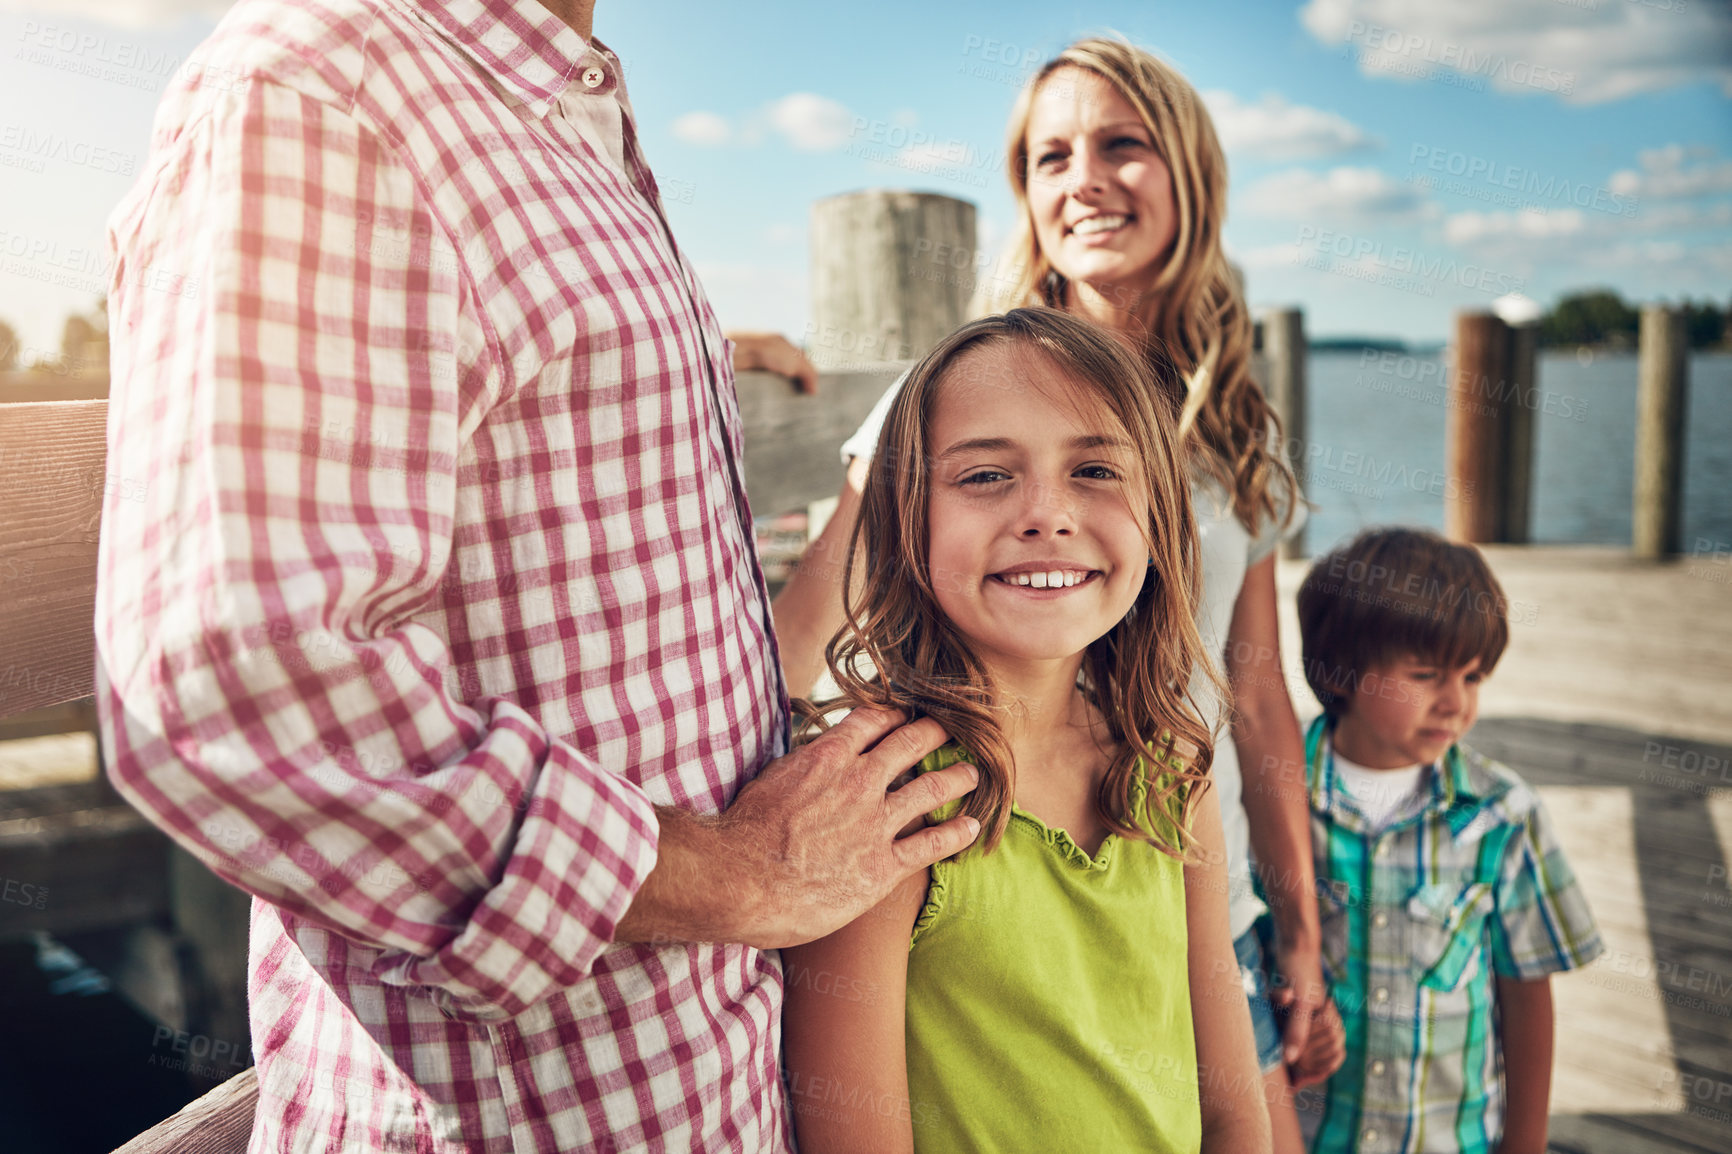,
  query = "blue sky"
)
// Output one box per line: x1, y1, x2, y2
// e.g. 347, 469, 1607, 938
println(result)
1, 0, 1728, 356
